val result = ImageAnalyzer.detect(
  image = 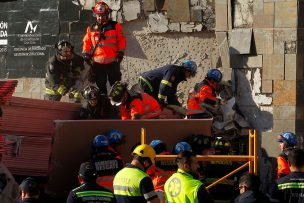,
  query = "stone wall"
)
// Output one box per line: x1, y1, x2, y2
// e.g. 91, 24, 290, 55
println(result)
0, 0, 218, 103
215, 0, 303, 194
